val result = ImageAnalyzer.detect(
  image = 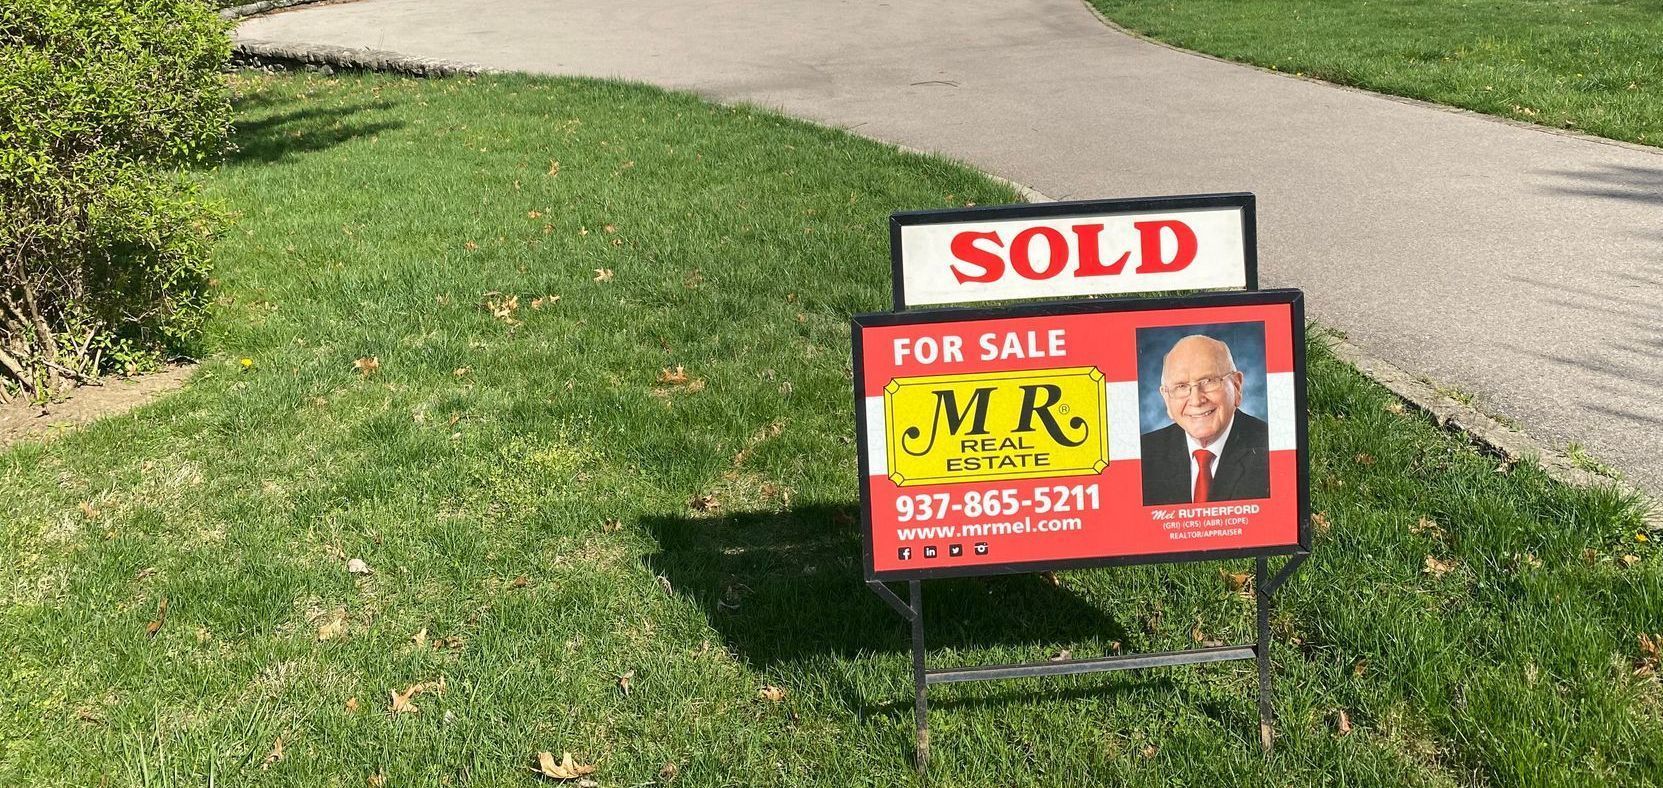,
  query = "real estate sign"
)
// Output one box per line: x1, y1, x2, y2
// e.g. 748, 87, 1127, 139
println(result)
853, 290, 1309, 581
